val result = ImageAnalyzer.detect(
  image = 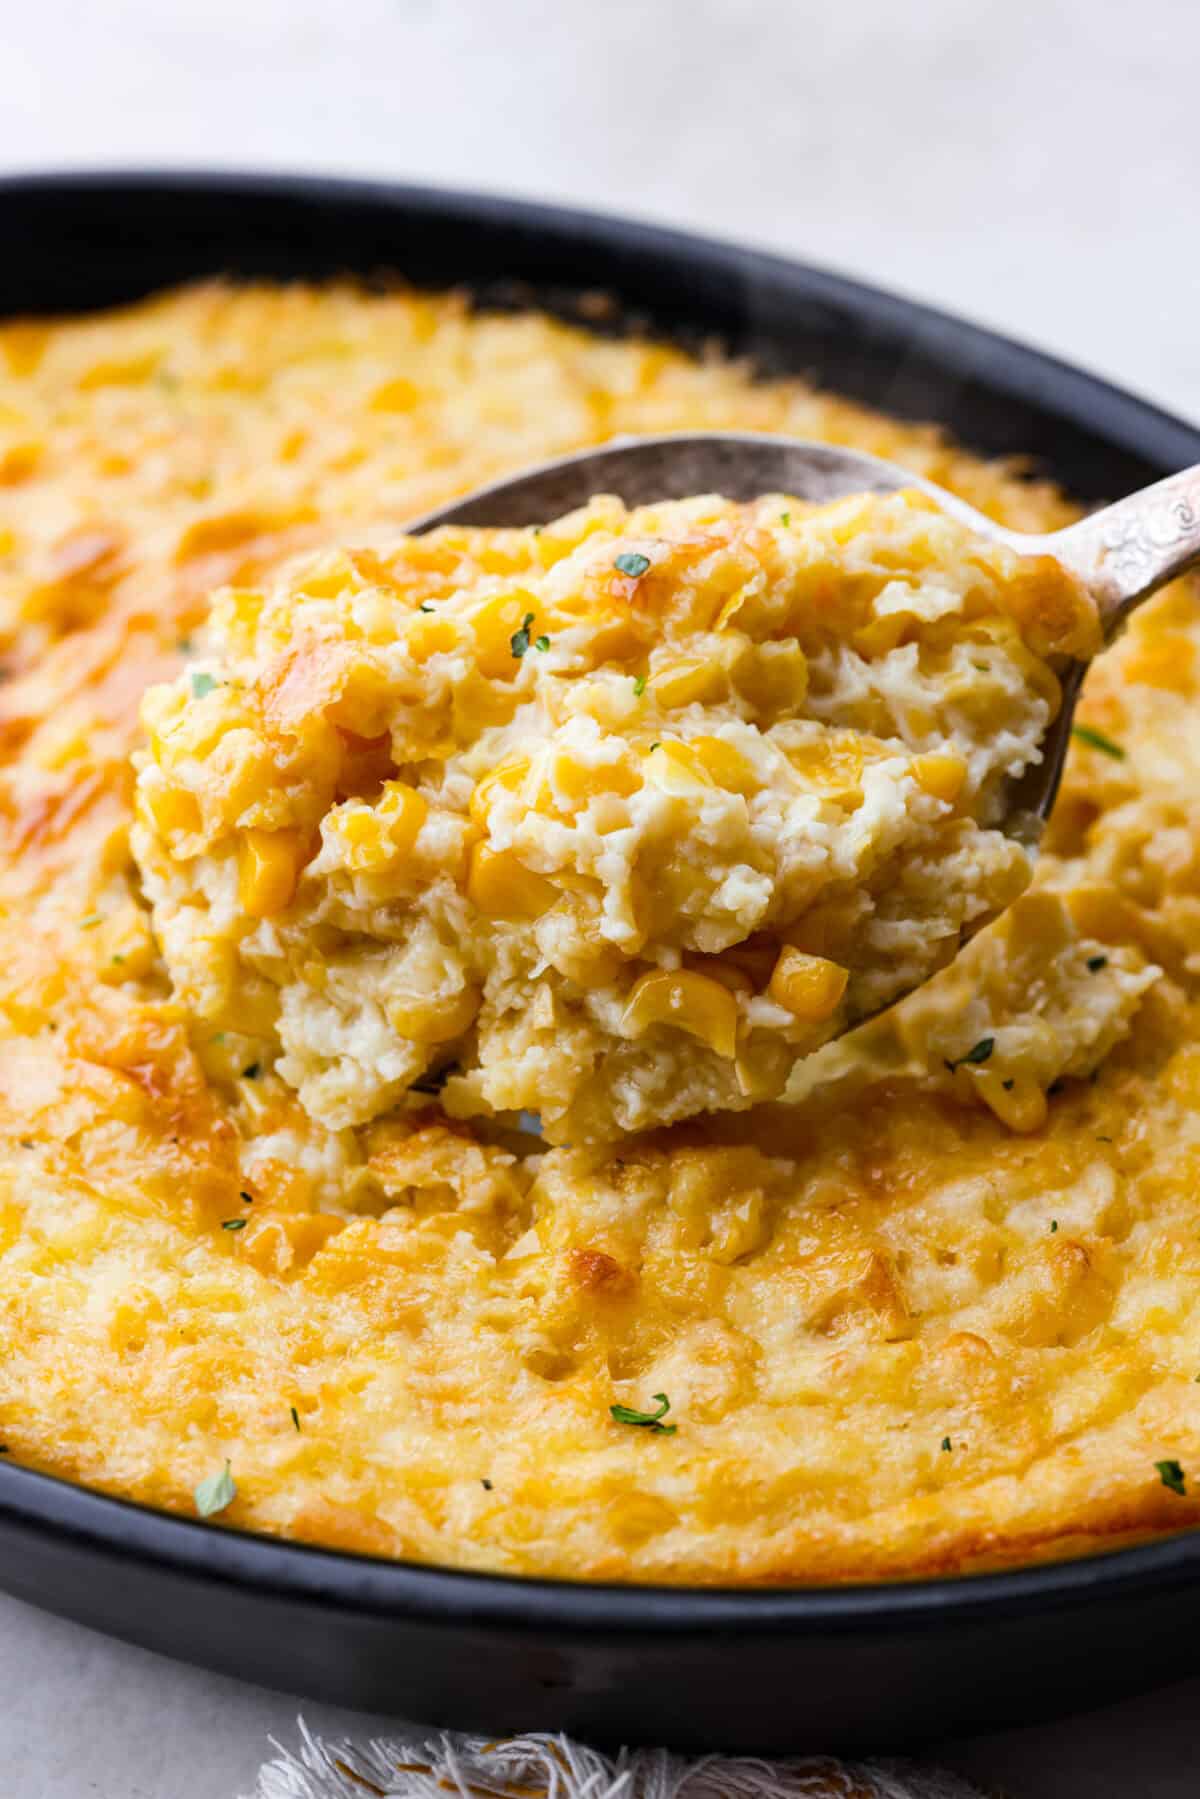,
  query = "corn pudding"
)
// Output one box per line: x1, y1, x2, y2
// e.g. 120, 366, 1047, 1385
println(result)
132, 489, 1095, 1143
0, 282, 1197, 1580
